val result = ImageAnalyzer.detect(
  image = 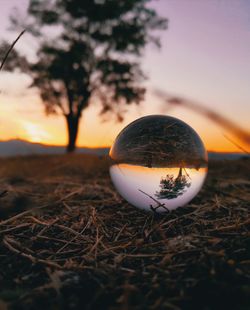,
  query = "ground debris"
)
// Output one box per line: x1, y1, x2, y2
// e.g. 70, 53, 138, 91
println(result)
0, 155, 249, 309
